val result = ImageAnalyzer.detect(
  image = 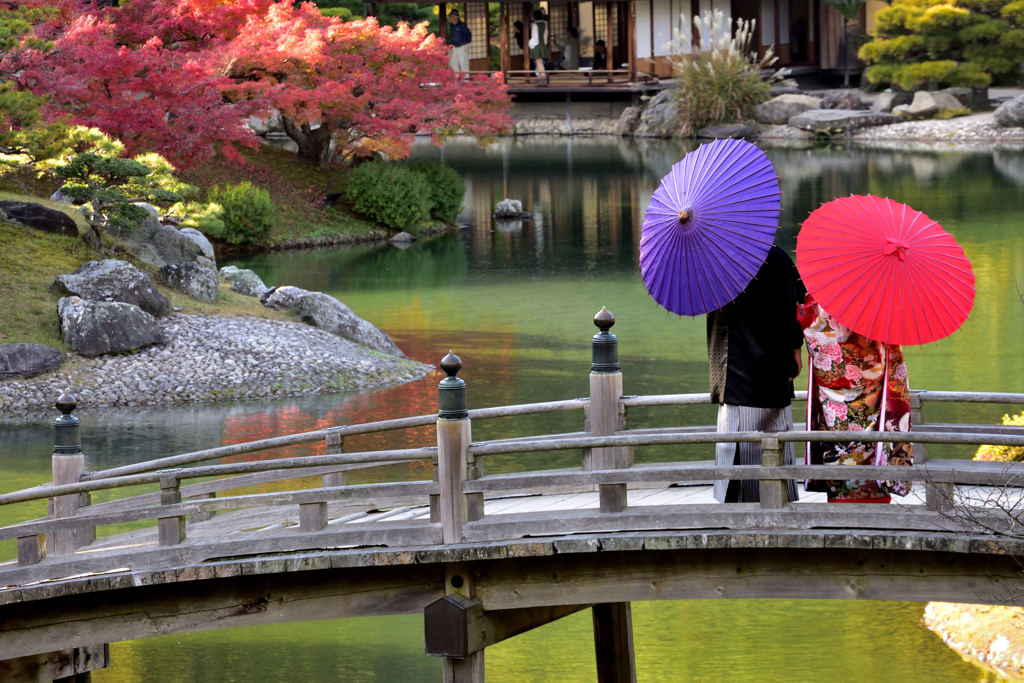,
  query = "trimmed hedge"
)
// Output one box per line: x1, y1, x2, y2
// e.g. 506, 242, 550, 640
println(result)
207, 181, 275, 245
344, 160, 464, 231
